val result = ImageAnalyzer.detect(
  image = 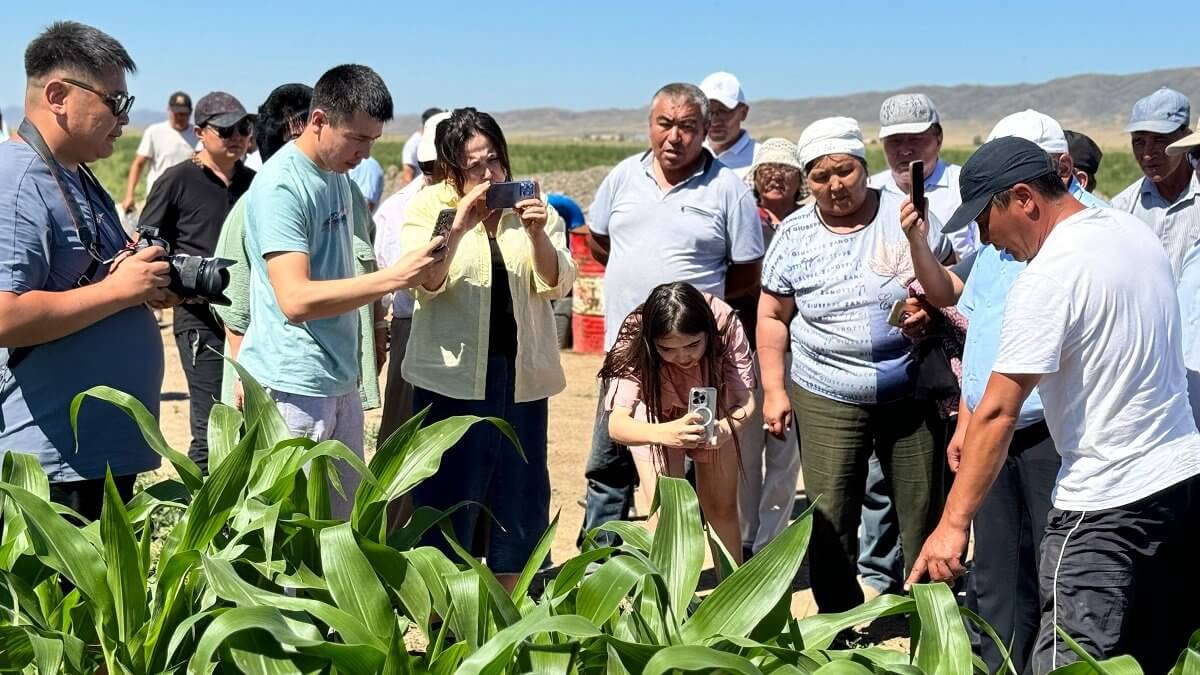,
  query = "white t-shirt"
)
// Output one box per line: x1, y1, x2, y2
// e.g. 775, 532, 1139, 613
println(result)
136, 121, 198, 194
401, 131, 421, 169
373, 176, 428, 318
705, 131, 757, 180
993, 207, 1200, 511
